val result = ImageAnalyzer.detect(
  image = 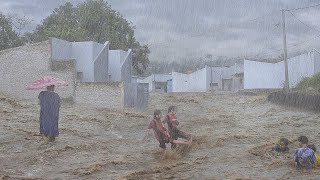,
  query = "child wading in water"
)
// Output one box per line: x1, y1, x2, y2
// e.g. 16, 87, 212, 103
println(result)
273, 138, 289, 153
143, 110, 190, 153
164, 106, 192, 149
293, 136, 316, 170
